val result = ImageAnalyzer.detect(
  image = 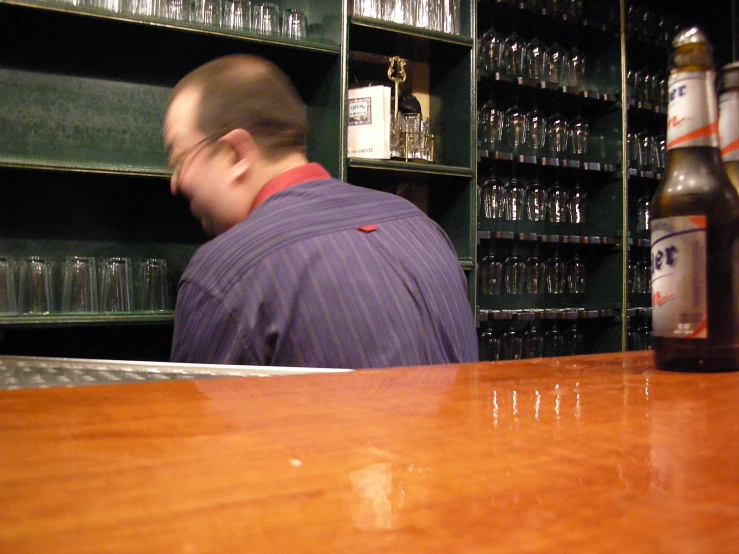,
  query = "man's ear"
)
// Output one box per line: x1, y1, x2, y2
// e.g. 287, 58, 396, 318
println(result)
219, 128, 256, 181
